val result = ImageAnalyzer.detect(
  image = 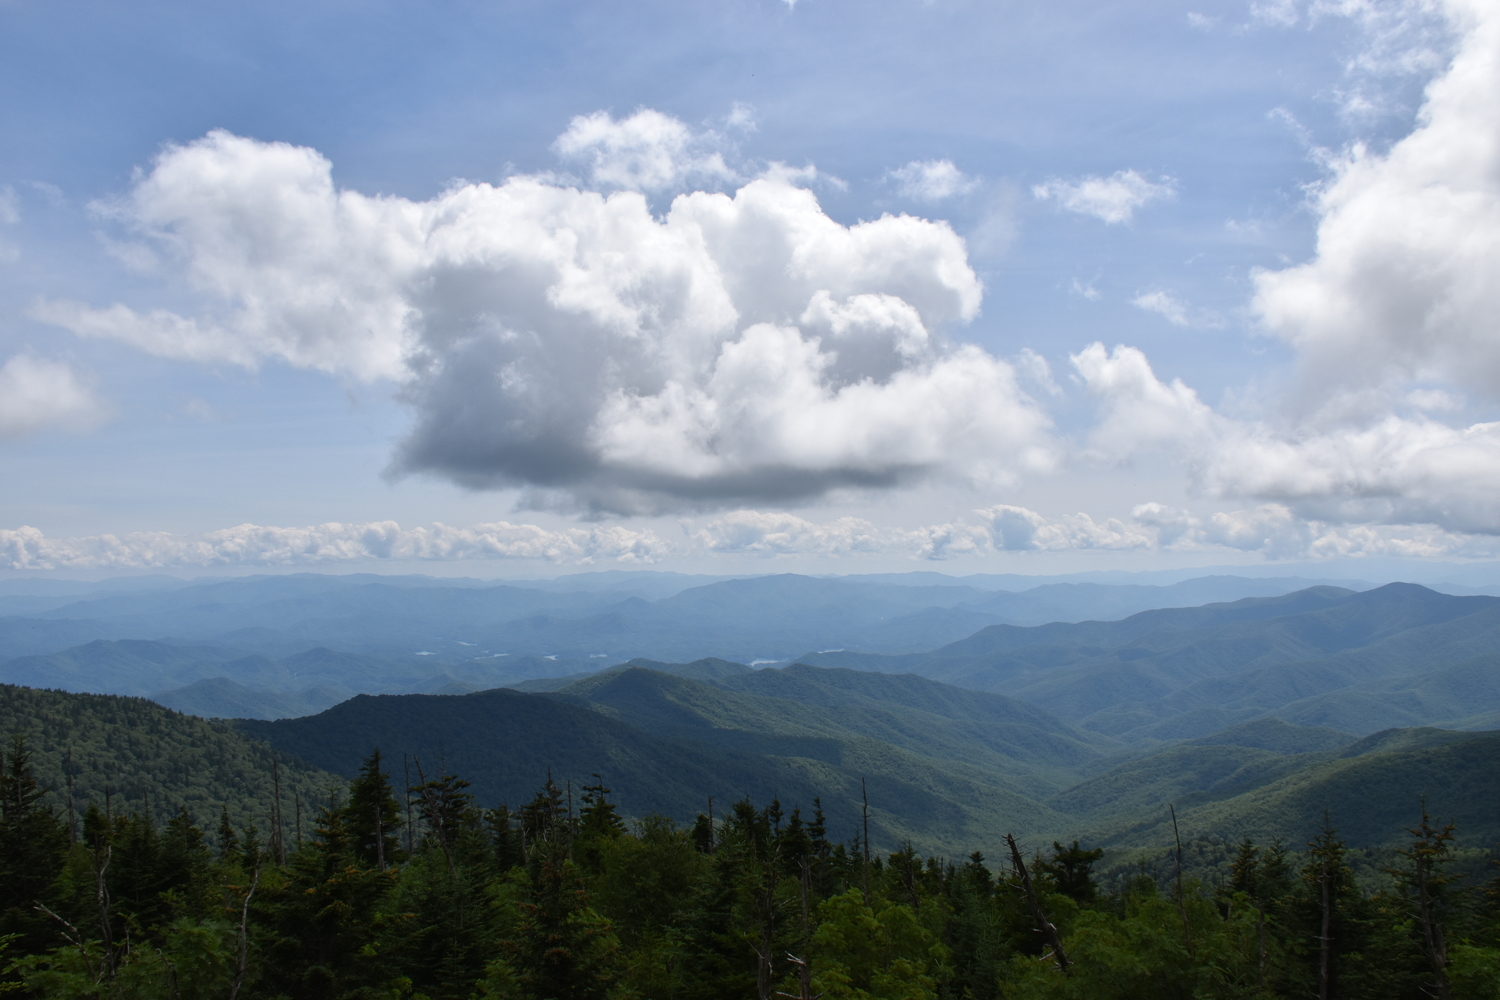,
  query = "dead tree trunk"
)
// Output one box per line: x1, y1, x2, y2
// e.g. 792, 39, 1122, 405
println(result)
1170, 804, 1194, 954
1318, 858, 1333, 1000
1006, 834, 1069, 974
